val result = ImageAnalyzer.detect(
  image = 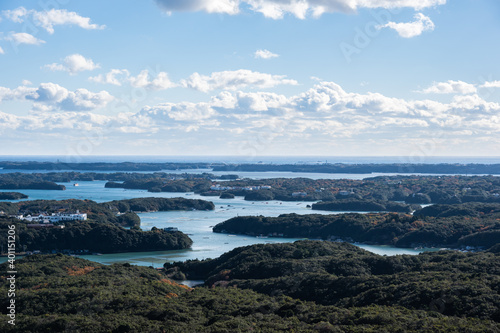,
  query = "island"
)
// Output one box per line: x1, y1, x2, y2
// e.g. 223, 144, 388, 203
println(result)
163, 240, 500, 328
0, 247, 498, 332
0, 197, 214, 254
311, 198, 419, 213
2, 172, 499, 206
212, 202, 500, 249
2, 160, 500, 174
0, 192, 28, 200
0, 173, 65, 190
212, 162, 500, 174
